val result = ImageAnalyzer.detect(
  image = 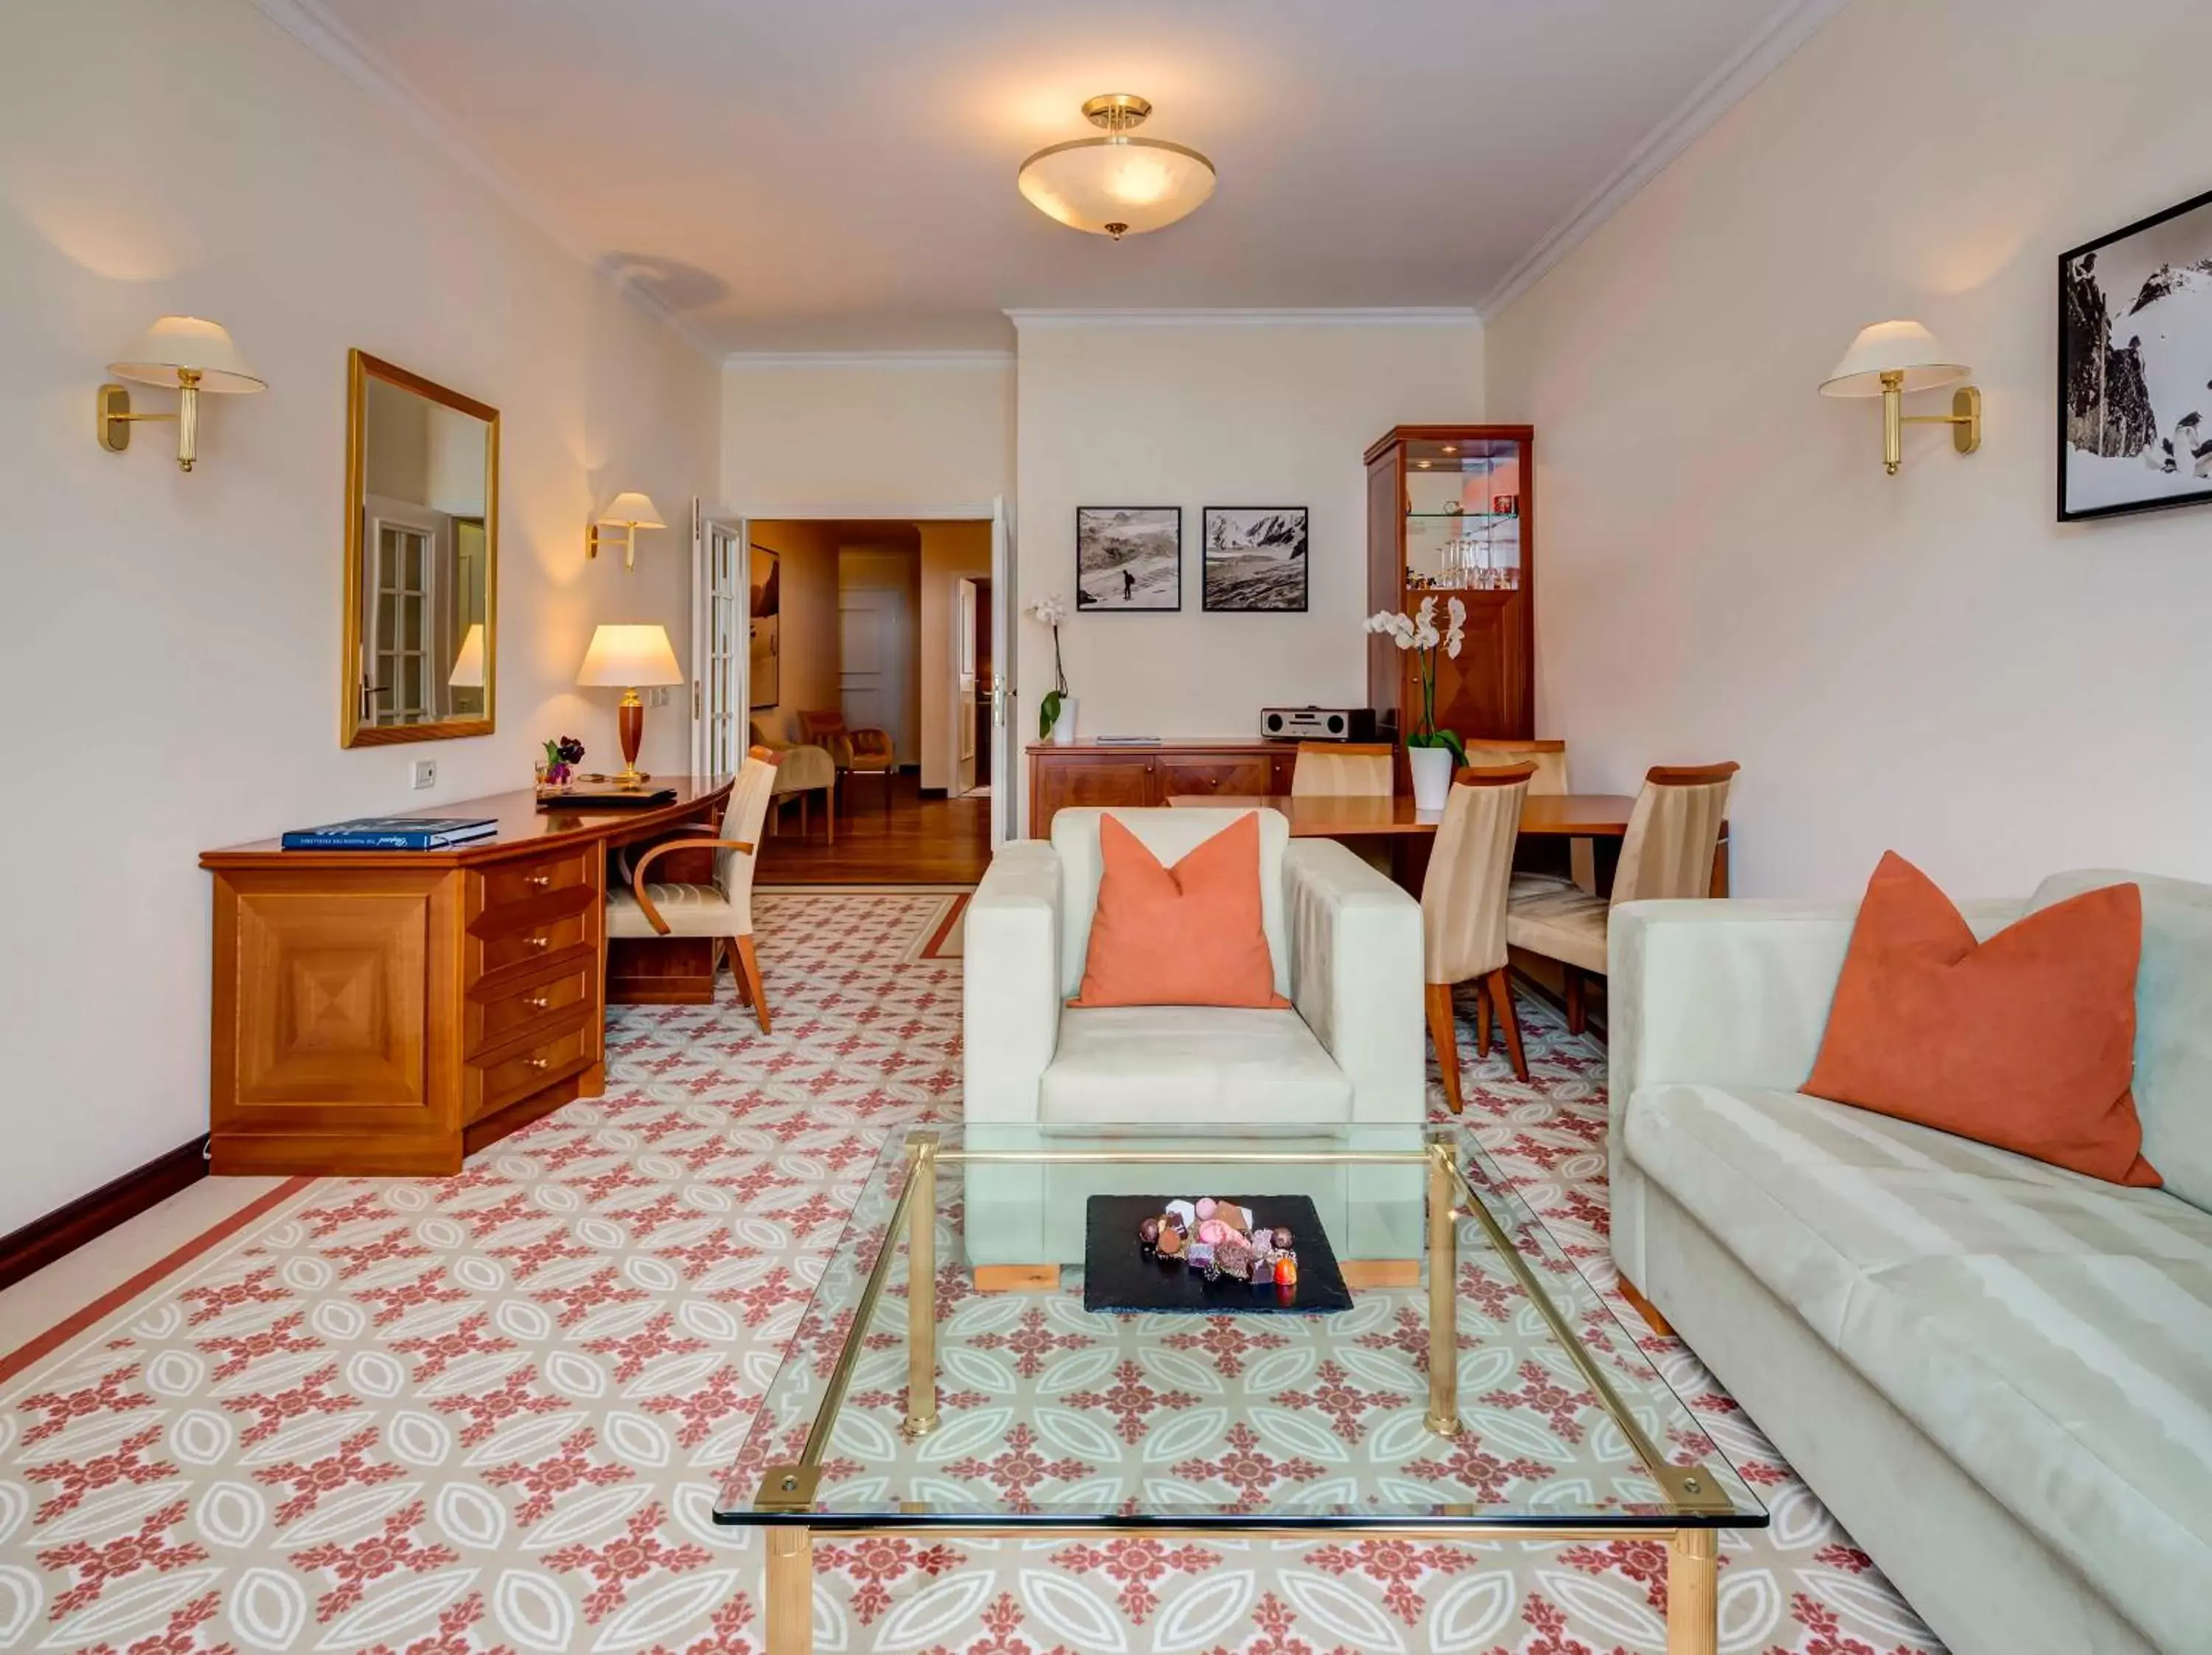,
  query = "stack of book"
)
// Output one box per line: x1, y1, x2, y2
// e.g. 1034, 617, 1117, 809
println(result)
281, 816, 499, 851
